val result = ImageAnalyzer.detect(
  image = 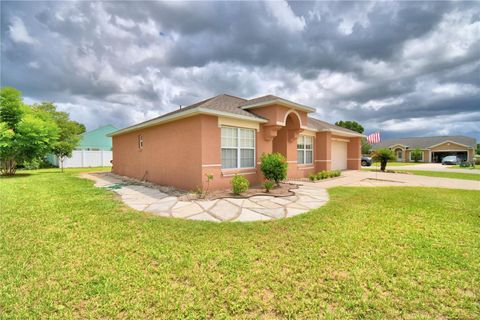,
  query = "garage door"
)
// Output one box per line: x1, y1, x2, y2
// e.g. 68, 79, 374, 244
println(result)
331, 141, 348, 170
